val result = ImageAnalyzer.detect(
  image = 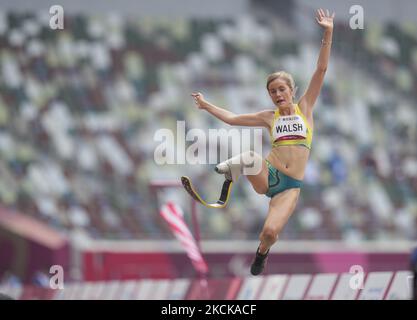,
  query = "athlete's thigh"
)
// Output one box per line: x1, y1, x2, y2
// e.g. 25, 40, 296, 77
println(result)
263, 188, 301, 232
245, 159, 269, 194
